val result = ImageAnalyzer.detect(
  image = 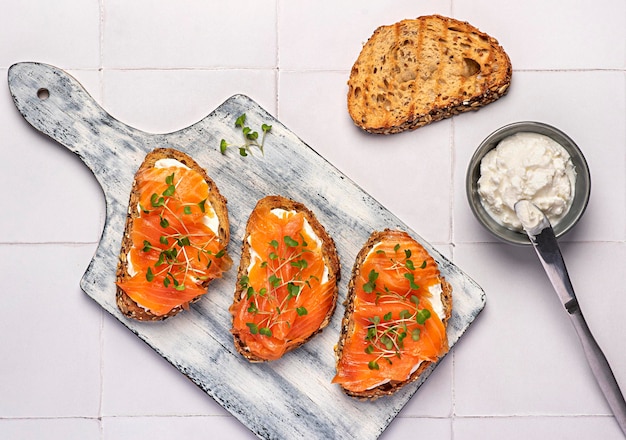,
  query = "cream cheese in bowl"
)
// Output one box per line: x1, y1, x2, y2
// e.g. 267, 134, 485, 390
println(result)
466, 121, 591, 245
477, 131, 577, 231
